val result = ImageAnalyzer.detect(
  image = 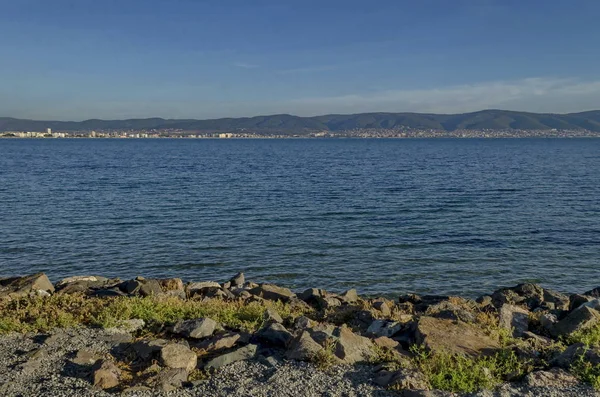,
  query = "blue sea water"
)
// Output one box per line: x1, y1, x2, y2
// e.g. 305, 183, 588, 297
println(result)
0, 138, 599, 297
